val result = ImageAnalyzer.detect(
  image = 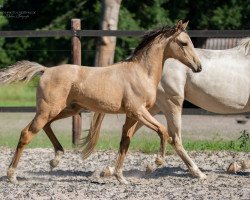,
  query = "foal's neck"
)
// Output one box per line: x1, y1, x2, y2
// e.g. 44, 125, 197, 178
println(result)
136, 38, 169, 86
